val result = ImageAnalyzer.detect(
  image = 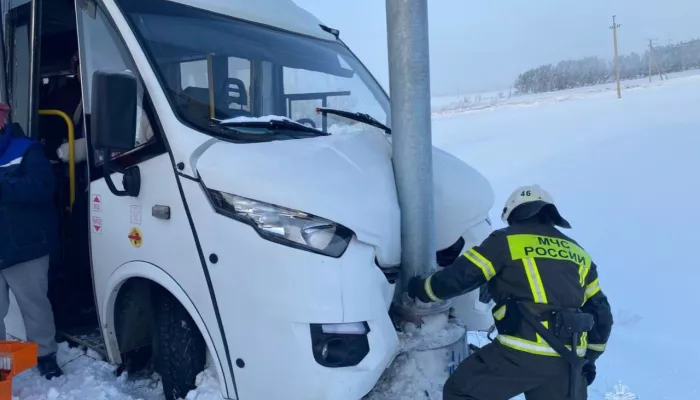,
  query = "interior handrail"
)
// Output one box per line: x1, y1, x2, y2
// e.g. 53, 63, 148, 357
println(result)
38, 109, 75, 211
